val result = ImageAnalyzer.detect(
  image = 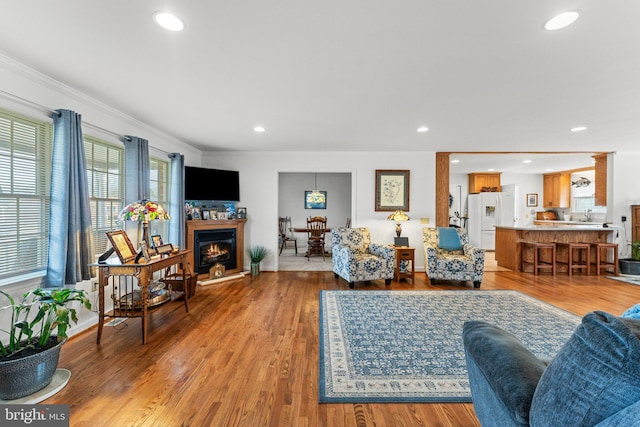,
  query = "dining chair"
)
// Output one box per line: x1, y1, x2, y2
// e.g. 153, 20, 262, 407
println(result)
306, 216, 327, 261
278, 216, 297, 255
